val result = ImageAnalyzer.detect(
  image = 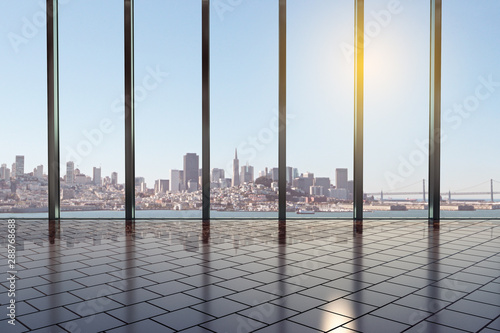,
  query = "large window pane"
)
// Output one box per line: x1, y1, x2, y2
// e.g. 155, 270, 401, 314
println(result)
287, 0, 354, 218
441, 0, 500, 218
210, 0, 279, 218
59, 0, 125, 218
135, 0, 202, 218
0, 1, 48, 218
364, 0, 429, 218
